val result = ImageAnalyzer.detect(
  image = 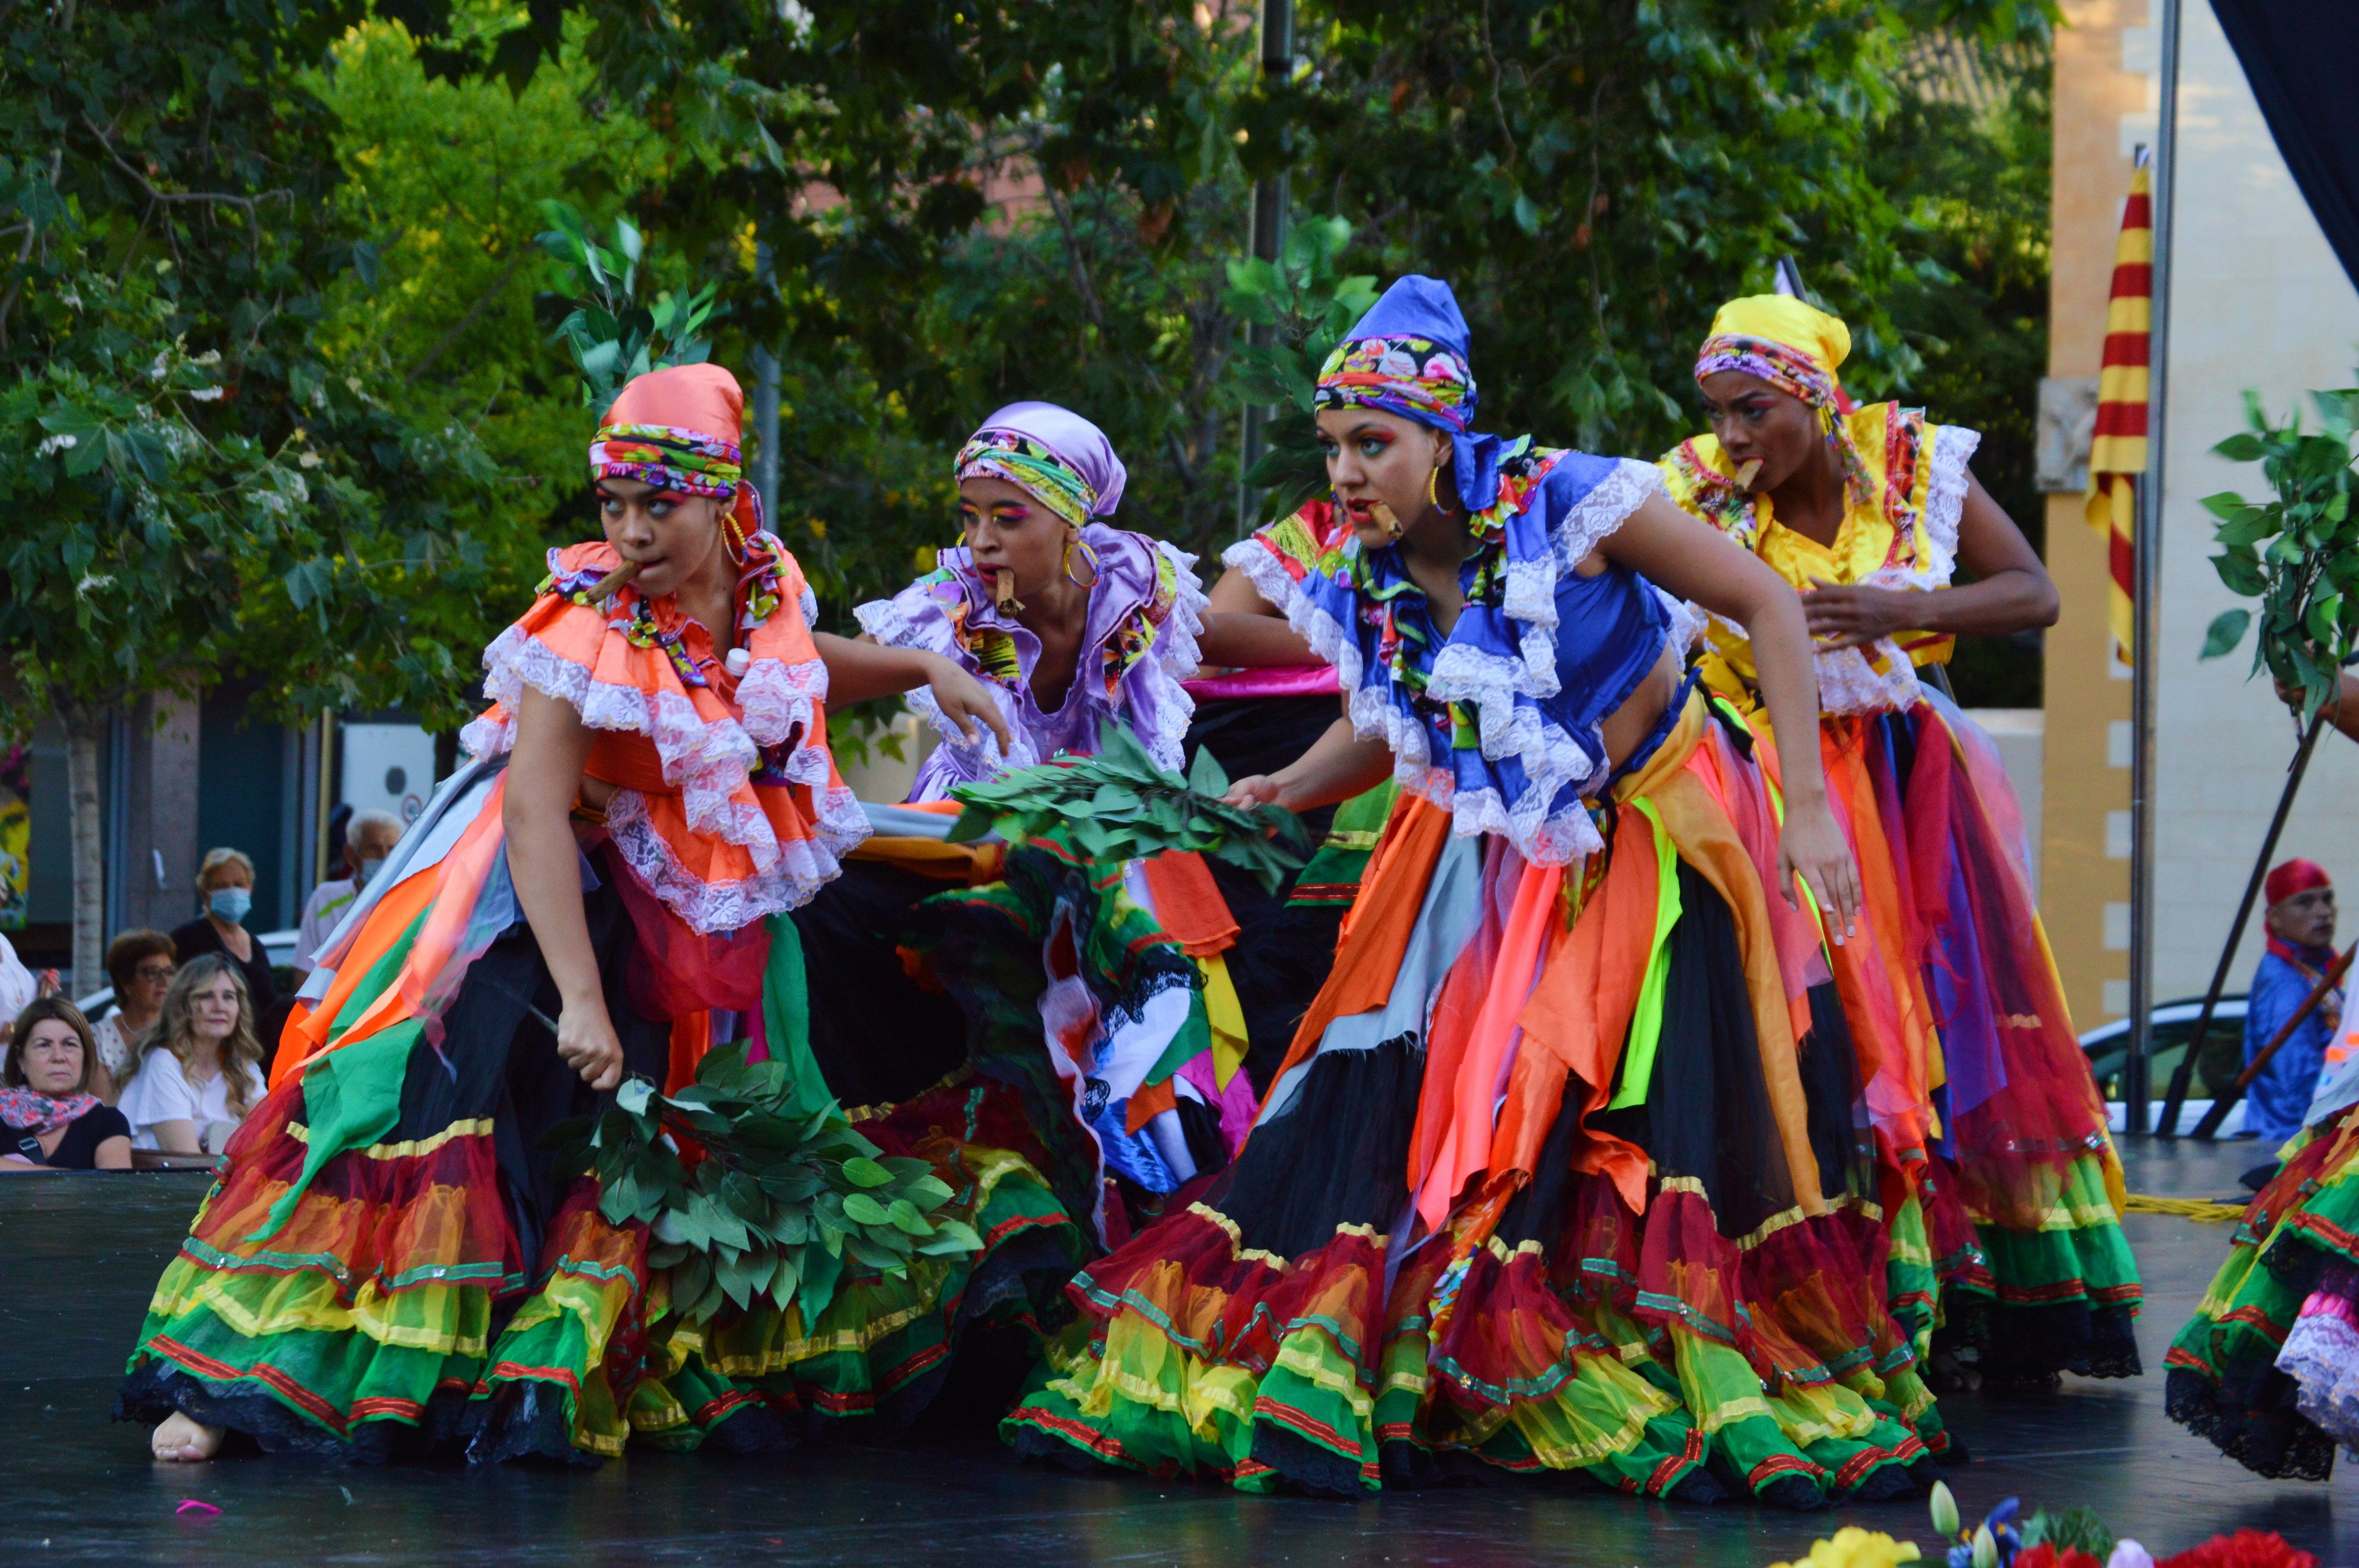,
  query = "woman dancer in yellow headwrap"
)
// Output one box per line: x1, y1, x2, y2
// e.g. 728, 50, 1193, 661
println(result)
1659, 295, 2142, 1389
